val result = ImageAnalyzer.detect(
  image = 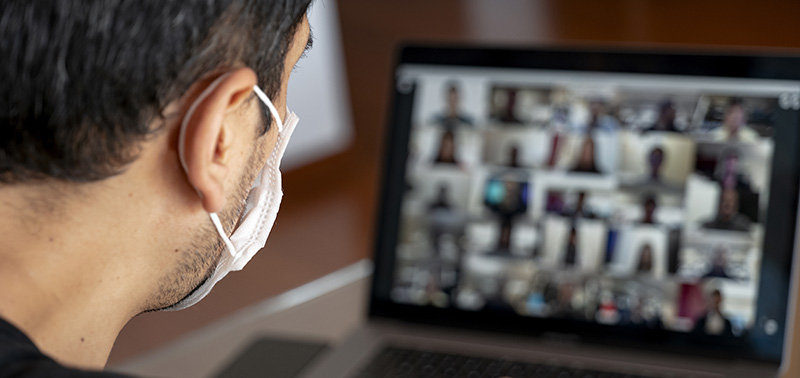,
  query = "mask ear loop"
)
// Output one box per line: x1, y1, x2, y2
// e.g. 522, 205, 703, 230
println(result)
177, 73, 239, 257
252, 85, 284, 133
